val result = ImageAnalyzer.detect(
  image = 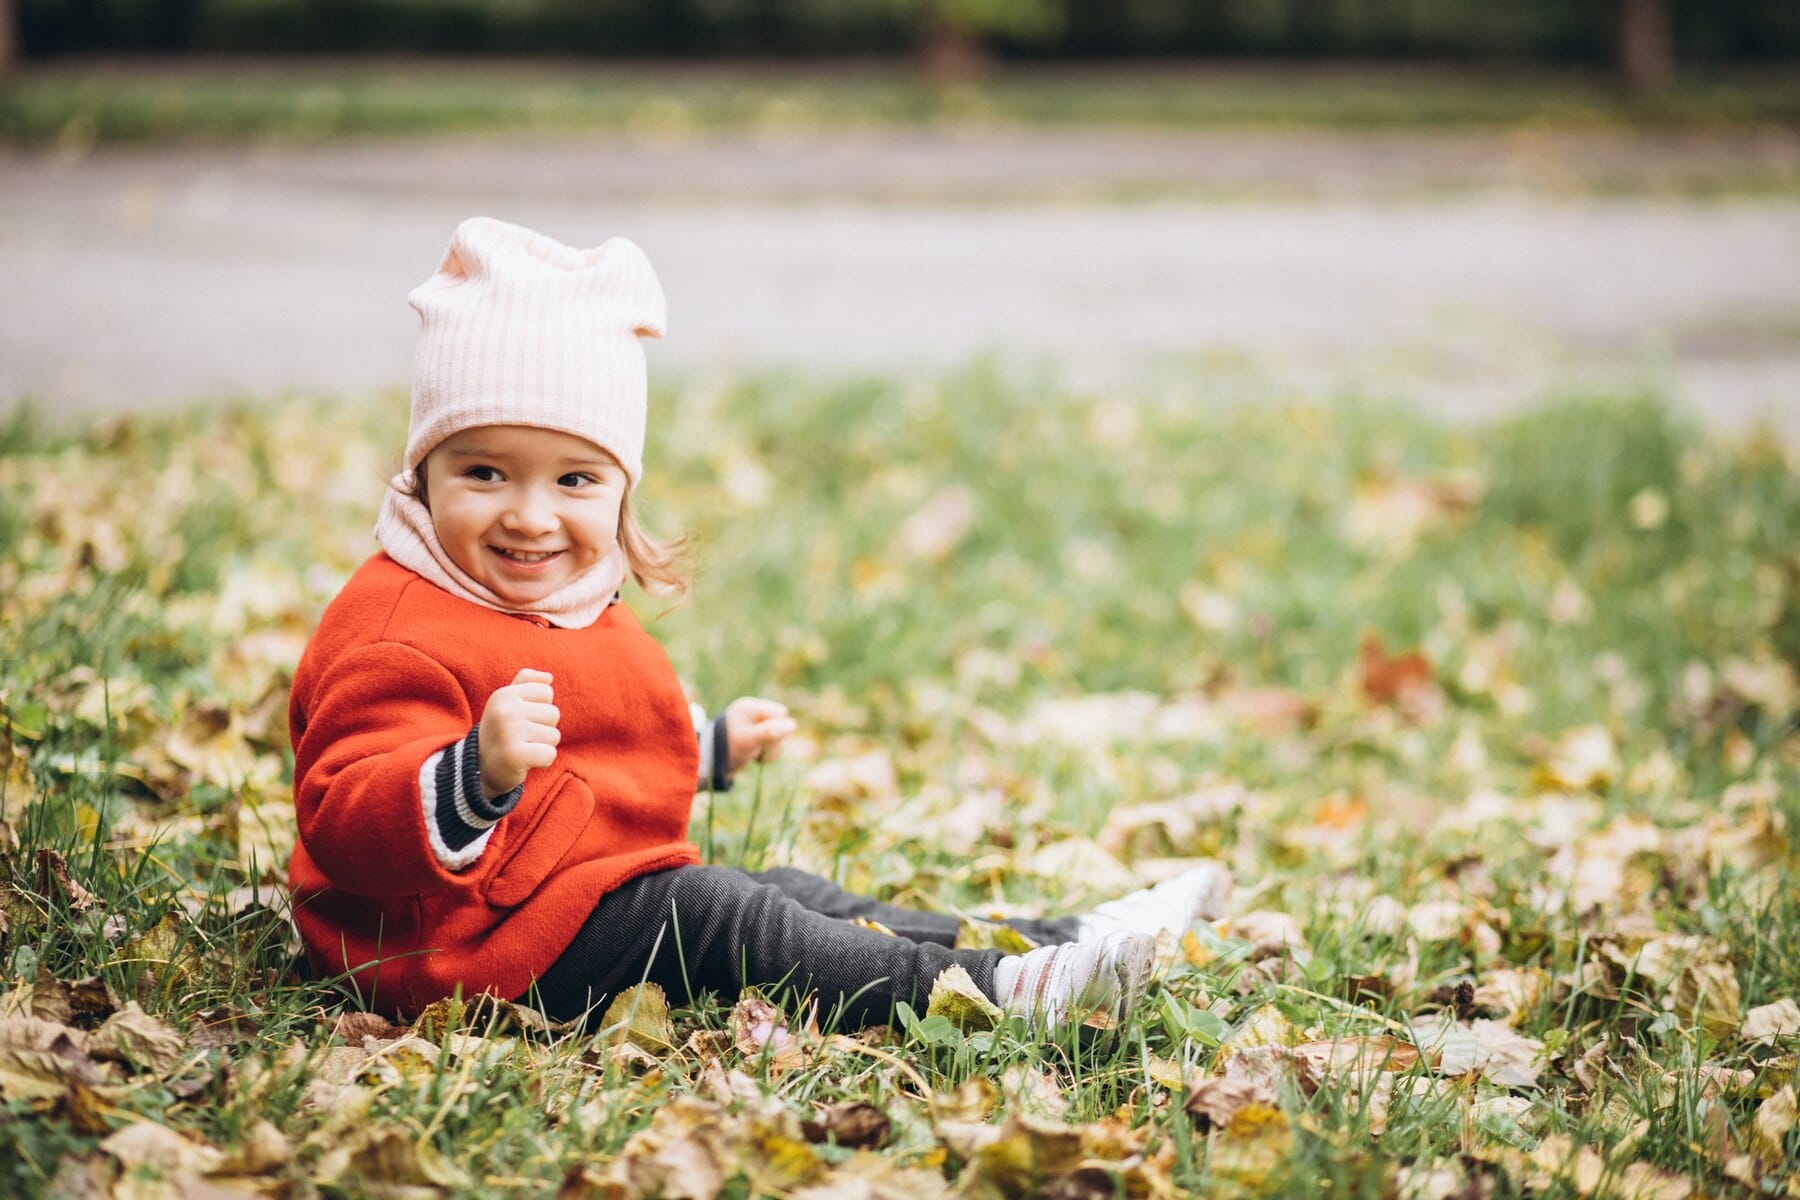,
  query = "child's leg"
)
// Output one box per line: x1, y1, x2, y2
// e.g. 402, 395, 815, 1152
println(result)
746, 866, 1080, 948
529, 865, 1008, 1028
